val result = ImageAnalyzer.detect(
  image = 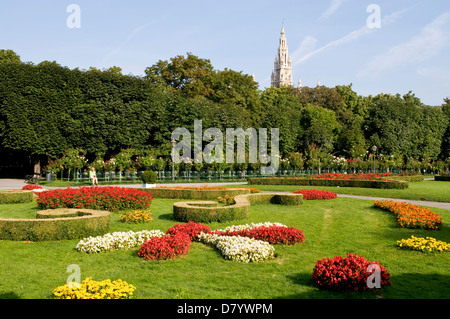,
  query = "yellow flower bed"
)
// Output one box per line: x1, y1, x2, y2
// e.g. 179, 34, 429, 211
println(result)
397, 235, 450, 253
53, 277, 136, 299
120, 209, 152, 223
